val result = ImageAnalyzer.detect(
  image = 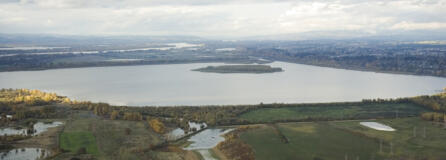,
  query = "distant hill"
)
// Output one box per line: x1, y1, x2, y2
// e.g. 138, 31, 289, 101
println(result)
0, 33, 204, 46
238, 30, 446, 41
